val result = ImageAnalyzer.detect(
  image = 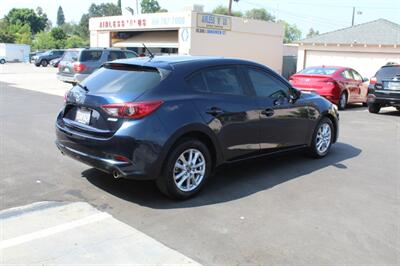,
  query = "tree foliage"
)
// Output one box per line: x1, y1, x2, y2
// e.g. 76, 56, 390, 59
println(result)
5, 8, 48, 34
279, 20, 302, 43
0, 19, 16, 43
212, 5, 243, 17
65, 35, 87, 48
306, 28, 320, 38
57, 6, 65, 26
141, 0, 166, 13
88, 3, 122, 17
245, 8, 275, 22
